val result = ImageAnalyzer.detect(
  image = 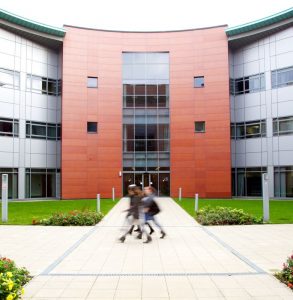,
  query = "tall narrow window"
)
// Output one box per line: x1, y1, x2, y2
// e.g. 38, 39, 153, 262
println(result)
87, 77, 98, 88
87, 122, 97, 133
194, 76, 205, 88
